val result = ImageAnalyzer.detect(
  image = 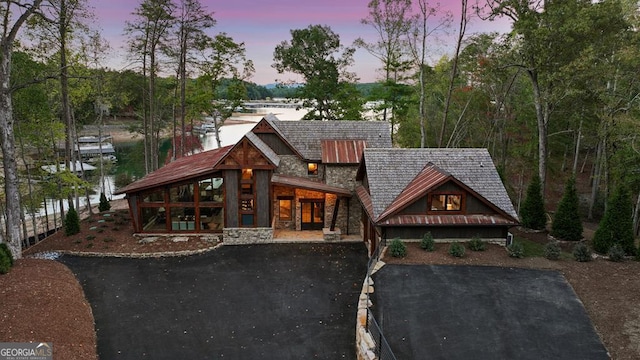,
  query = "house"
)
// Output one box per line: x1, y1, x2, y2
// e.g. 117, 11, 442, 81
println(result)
355, 148, 519, 250
114, 115, 392, 243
